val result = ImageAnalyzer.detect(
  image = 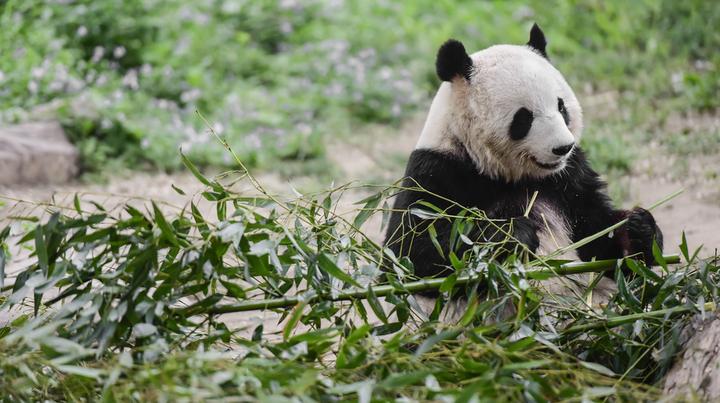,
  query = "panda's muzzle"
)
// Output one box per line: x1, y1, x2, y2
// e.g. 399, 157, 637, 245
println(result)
531, 142, 574, 170
531, 157, 562, 170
